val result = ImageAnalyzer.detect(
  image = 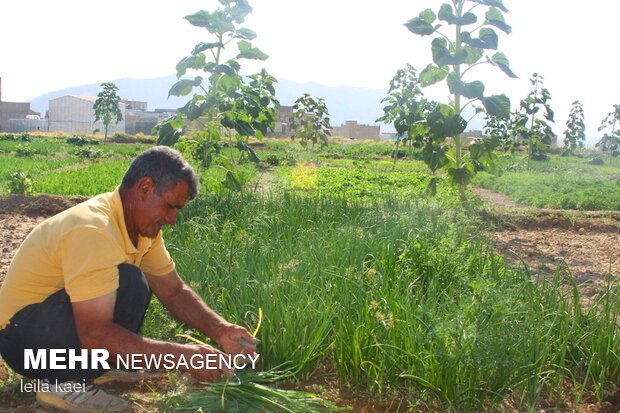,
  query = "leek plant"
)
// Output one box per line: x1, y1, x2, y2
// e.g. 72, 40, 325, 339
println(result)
146, 188, 620, 411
